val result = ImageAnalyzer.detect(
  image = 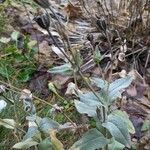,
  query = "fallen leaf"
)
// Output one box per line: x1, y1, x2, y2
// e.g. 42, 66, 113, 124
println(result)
65, 2, 82, 20
126, 85, 137, 97
65, 82, 78, 96
29, 67, 52, 98
52, 74, 71, 90
126, 82, 148, 99
51, 45, 68, 62
0, 100, 7, 112
49, 130, 64, 150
